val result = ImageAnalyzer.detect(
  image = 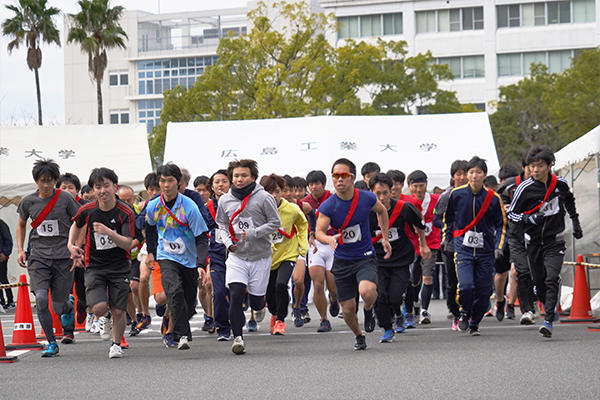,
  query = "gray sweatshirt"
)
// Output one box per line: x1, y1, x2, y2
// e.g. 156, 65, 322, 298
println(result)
216, 183, 281, 261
